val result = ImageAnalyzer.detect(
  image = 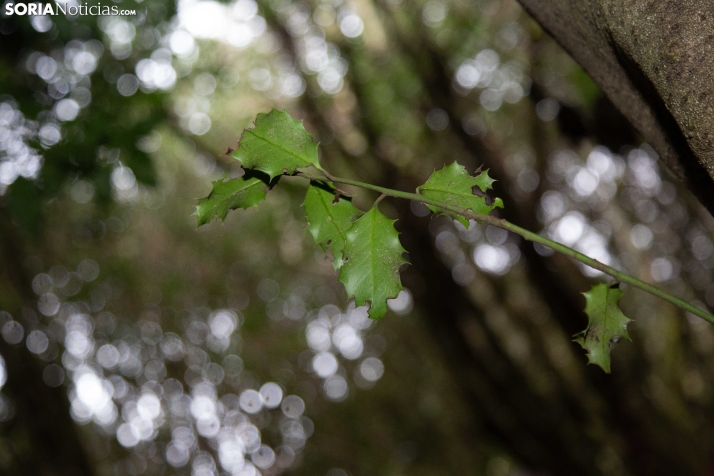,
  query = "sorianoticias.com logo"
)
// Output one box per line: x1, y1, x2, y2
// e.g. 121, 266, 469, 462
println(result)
4, 2, 136, 16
